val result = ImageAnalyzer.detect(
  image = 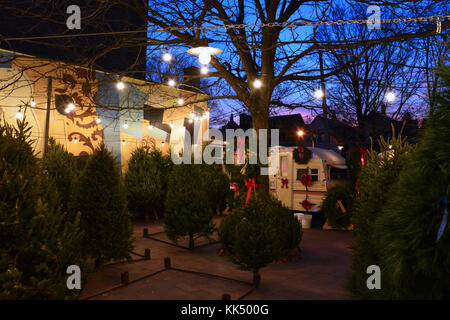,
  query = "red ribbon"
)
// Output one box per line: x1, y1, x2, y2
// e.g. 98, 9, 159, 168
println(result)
298, 146, 304, 159
360, 148, 368, 166
245, 178, 258, 203
281, 178, 289, 188
300, 174, 312, 187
